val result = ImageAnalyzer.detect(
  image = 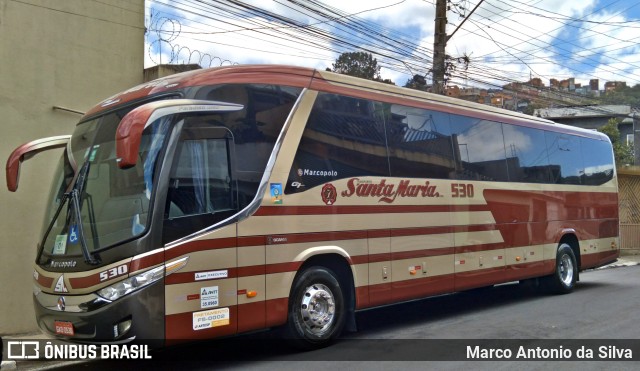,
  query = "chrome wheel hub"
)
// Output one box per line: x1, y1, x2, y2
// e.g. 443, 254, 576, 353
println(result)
299, 283, 335, 335
559, 253, 574, 286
